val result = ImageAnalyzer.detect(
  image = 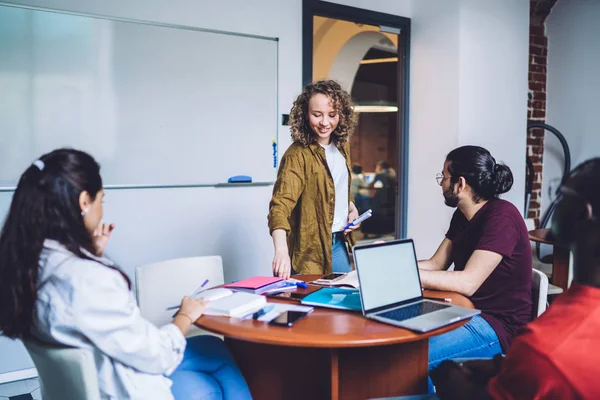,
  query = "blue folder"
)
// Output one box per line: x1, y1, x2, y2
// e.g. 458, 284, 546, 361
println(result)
300, 287, 362, 312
